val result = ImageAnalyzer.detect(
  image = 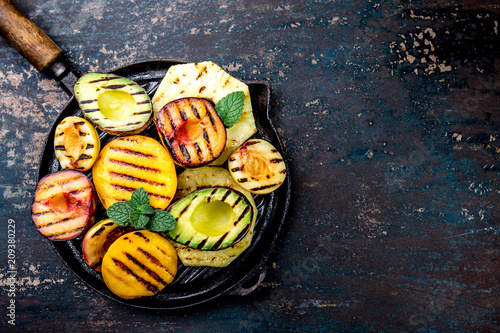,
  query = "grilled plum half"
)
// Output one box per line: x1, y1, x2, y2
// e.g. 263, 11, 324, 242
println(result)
156, 97, 226, 167
31, 170, 97, 241
82, 218, 134, 271
101, 230, 178, 299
